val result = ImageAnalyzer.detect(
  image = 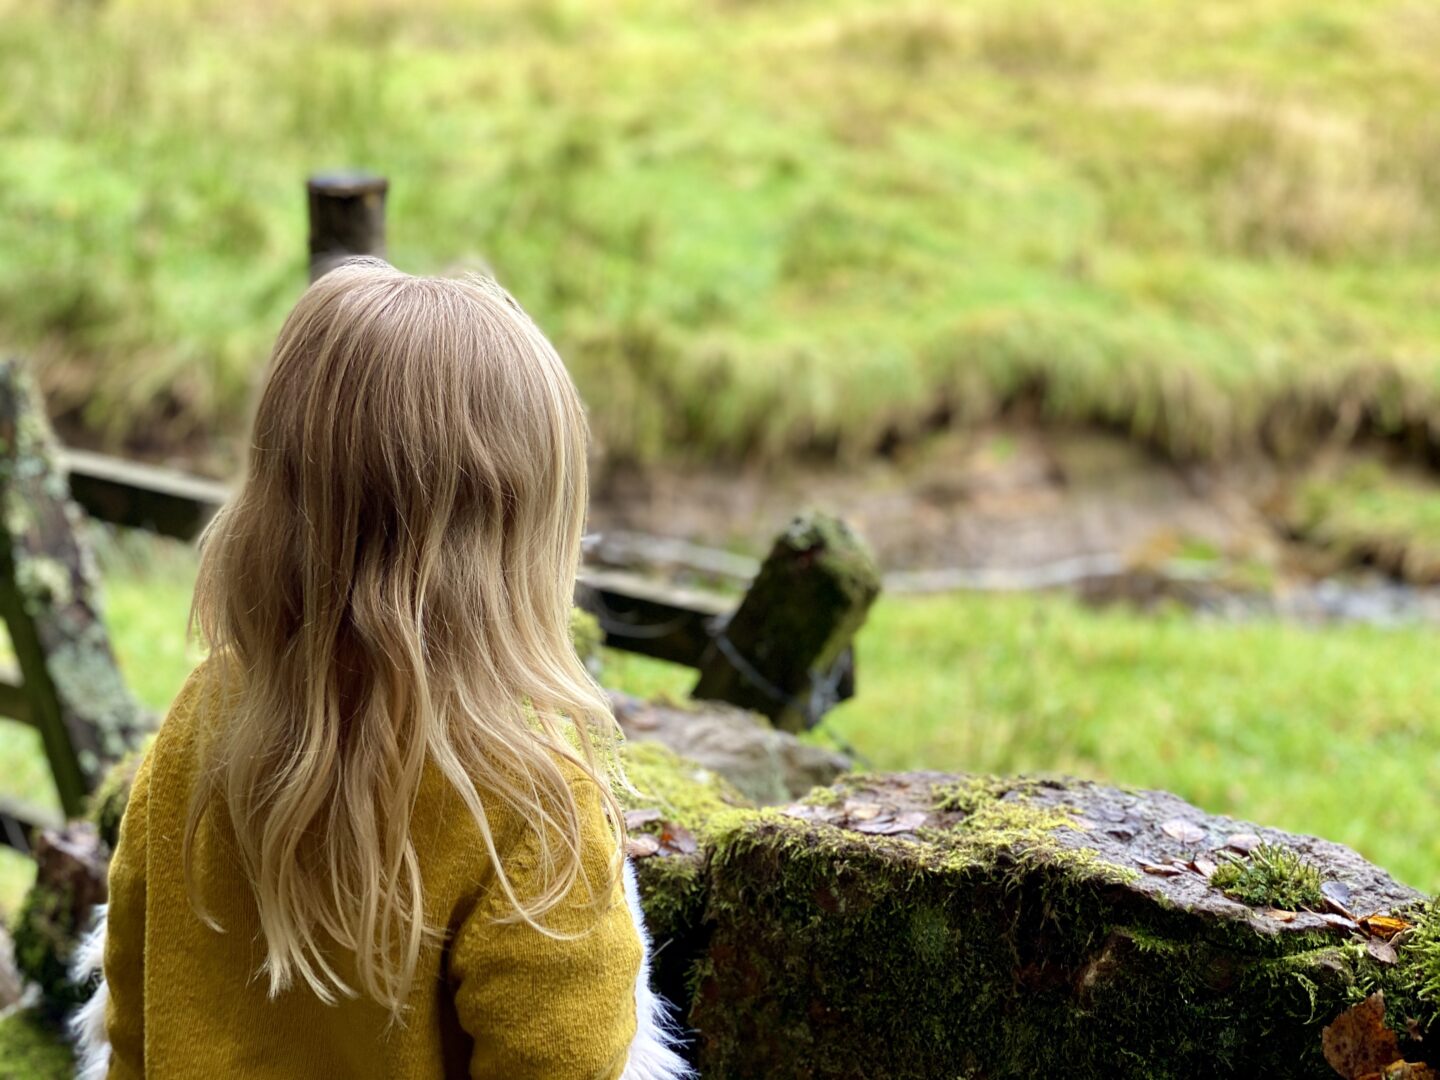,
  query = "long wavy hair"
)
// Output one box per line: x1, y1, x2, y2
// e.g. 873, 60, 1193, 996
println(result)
184, 258, 625, 1016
